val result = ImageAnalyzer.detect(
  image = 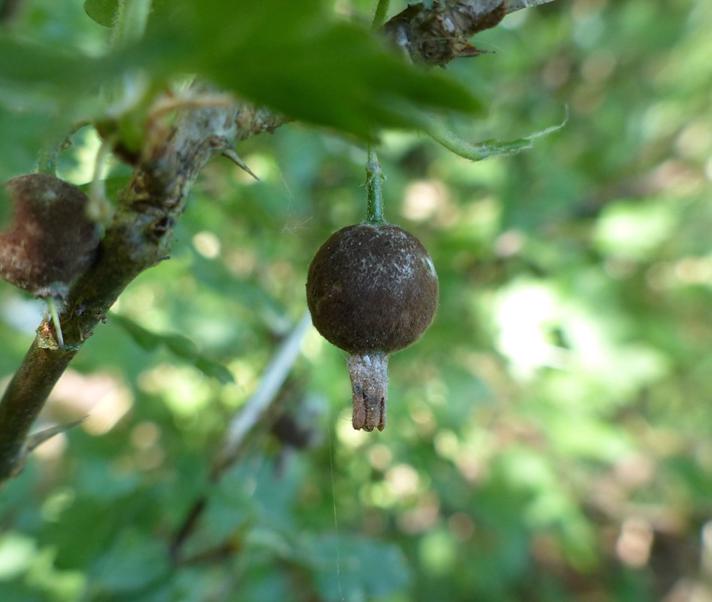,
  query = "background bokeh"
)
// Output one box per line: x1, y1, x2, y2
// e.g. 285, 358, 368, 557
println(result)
1, 0, 711, 600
